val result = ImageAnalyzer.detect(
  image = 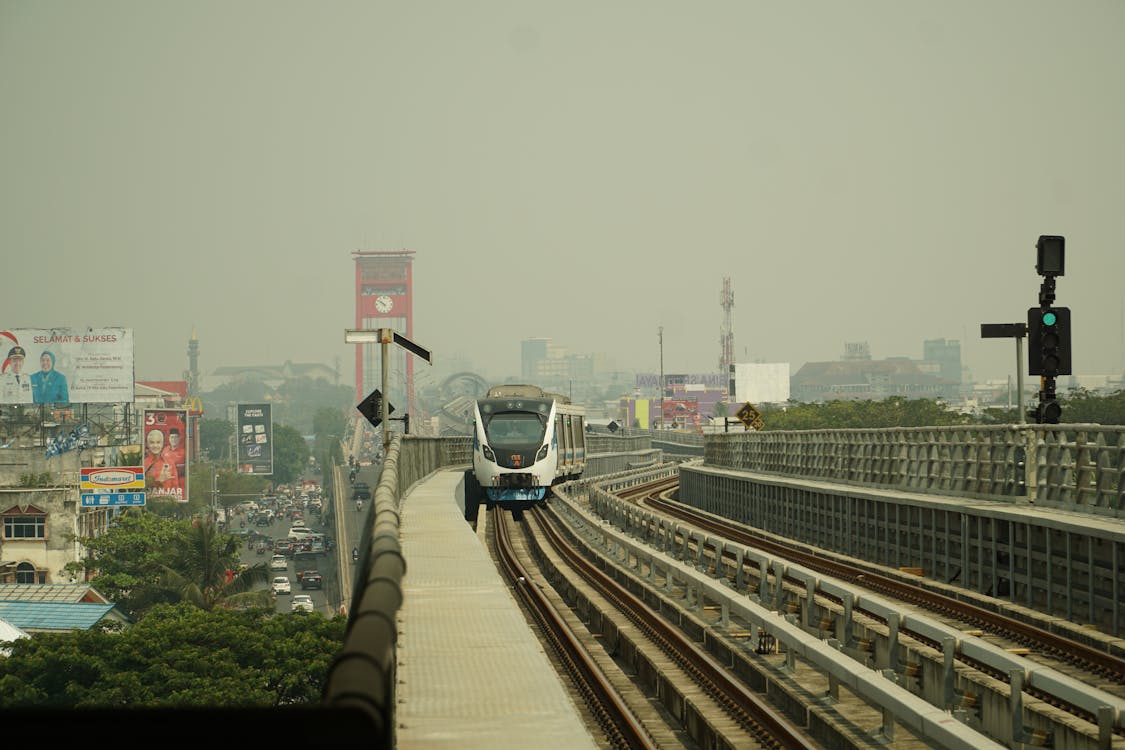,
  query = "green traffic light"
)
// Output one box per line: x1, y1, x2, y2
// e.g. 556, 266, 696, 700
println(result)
1042, 311, 1057, 326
